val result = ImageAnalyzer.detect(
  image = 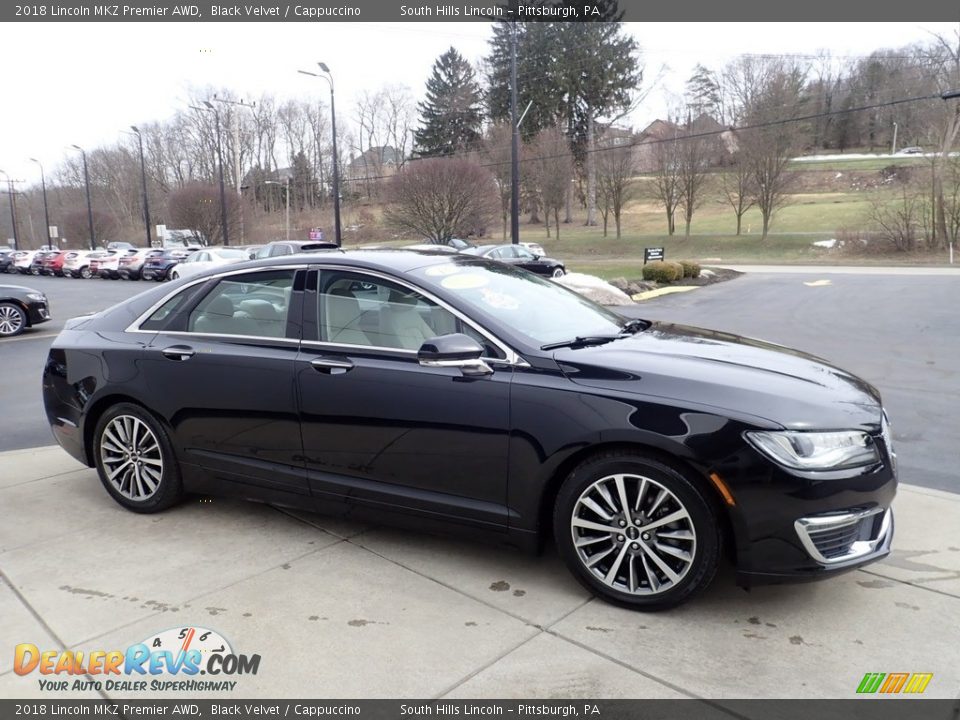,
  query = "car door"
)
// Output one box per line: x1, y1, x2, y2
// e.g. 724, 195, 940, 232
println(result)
141, 268, 308, 496
296, 267, 514, 529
